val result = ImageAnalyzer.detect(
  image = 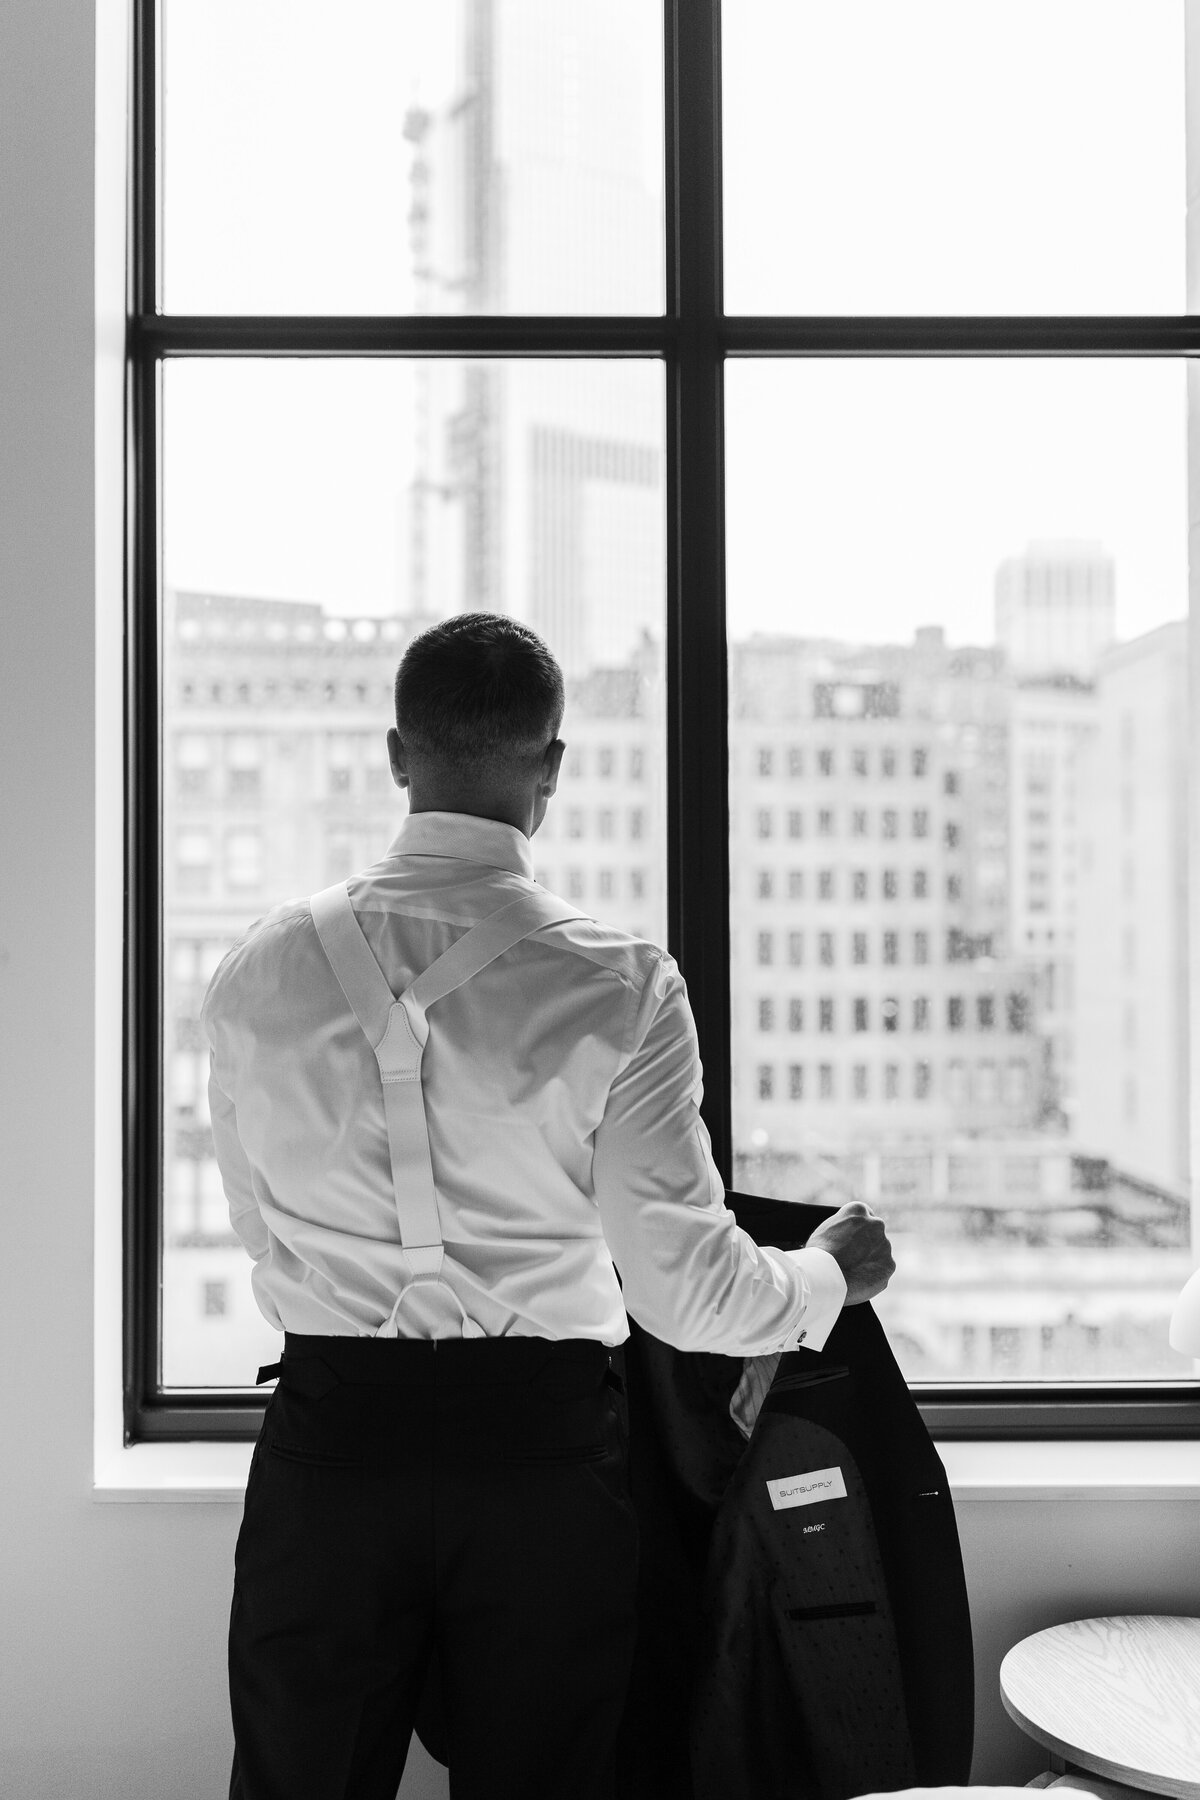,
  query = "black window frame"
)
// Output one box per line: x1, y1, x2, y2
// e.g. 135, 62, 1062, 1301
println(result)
126, 0, 1200, 1442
